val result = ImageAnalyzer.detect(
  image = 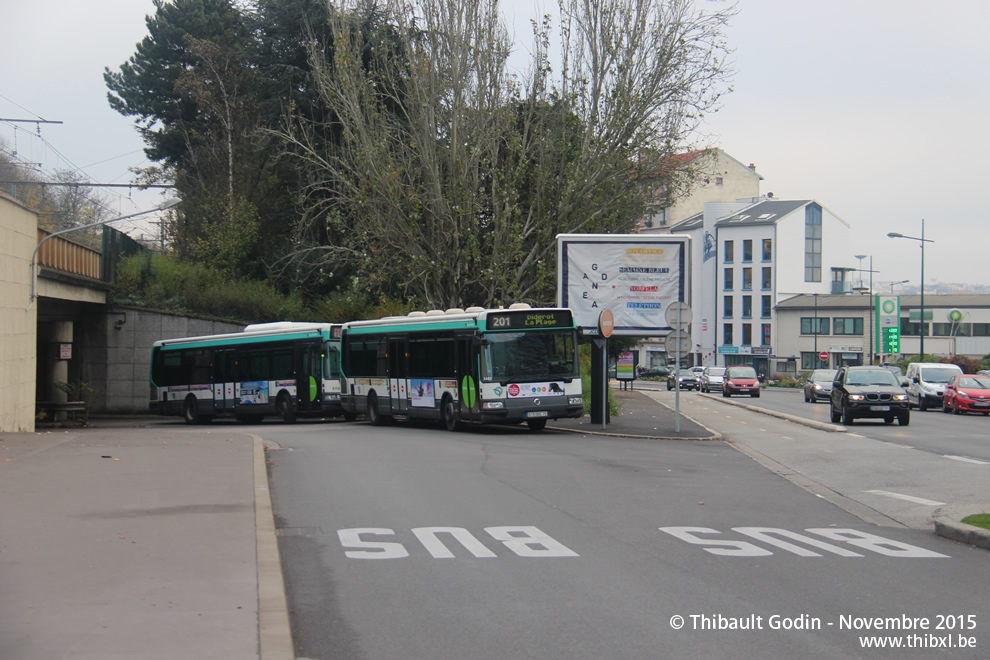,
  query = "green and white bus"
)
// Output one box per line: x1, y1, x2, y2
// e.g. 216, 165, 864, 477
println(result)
150, 322, 346, 424
340, 304, 584, 431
